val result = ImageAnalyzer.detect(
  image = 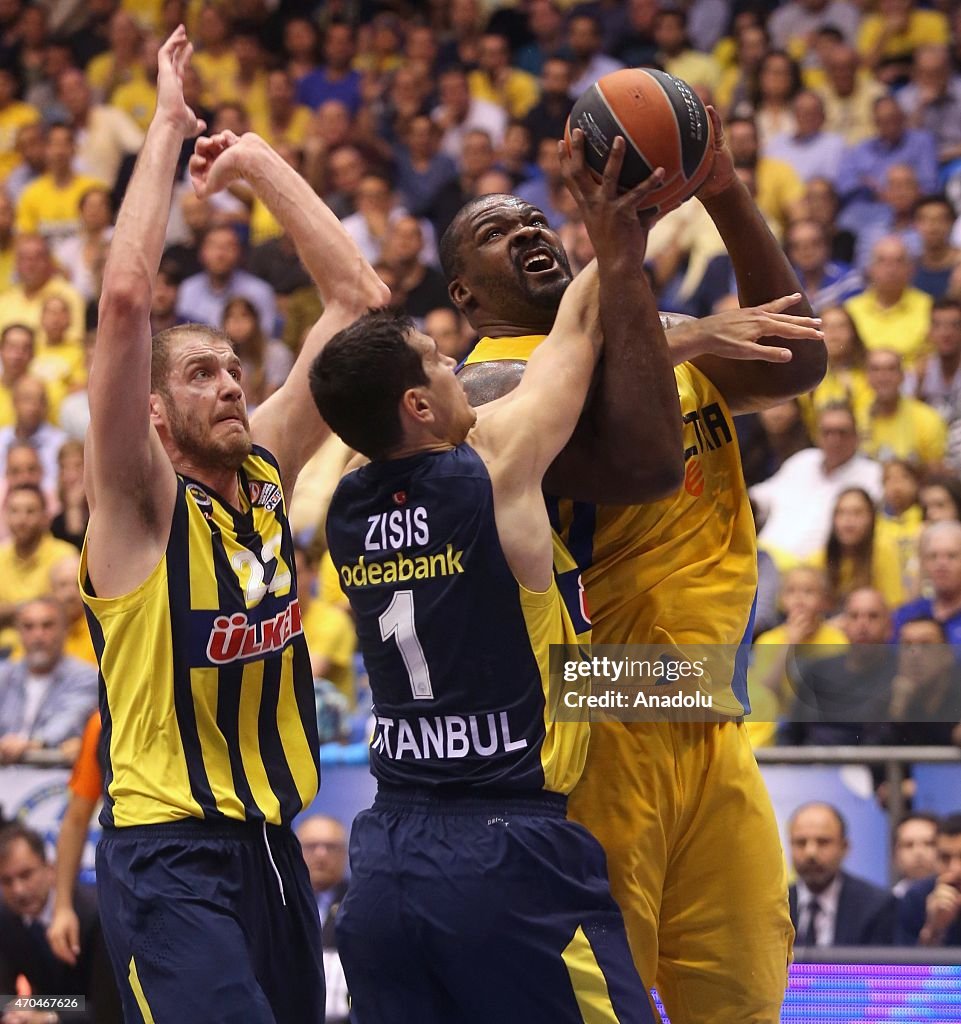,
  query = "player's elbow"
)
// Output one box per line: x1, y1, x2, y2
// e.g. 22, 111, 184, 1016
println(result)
99, 276, 151, 321
330, 261, 391, 314
792, 341, 828, 393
